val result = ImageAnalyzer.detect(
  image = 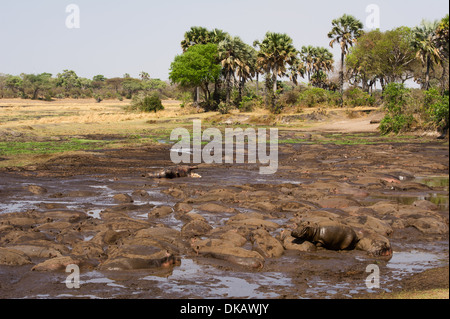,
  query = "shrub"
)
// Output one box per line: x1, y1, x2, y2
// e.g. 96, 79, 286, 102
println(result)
280, 89, 301, 106
297, 87, 329, 107
131, 93, 164, 113
217, 102, 231, 114
424, 89, 449, 132
379, 83, 414, 134
383, 83, 409, 113
379, 114, 414, 134
345, 88, 375, 107
238, 95, 261, 112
